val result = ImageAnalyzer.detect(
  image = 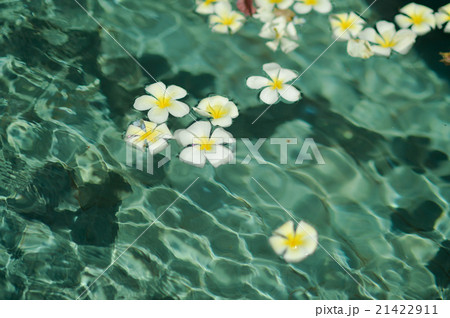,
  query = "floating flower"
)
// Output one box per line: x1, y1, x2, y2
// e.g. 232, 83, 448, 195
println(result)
293, 0, 332, 14
195, 0, 229, 15
255, 0, 294, 10
175, 121, 235, 168
259, 16, 299, 53
194, 95, 239, 127
329, 12, 366, 41
346, 39, 374, 59
246, 62, 301, 104
435, 4, 450, 33
269, 220, 318, 263
358, 21, 416, 57
209, 2, 245, 34
395, 3, 435, 35
440, 52, 450, 66
125, 120, 172, 154
133, 82, 190, 124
